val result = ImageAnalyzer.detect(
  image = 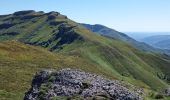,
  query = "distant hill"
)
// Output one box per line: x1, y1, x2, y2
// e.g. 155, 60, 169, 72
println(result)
141, 35, 170, 50
81, 24, 167, 53
81, 24, 131, 40
0, 10, 170, 99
